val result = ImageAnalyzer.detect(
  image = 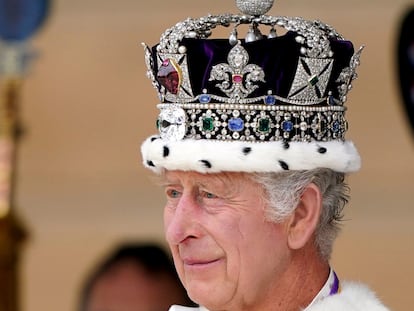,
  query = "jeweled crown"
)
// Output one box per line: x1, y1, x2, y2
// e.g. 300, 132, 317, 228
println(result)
141, 0, 363, 174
